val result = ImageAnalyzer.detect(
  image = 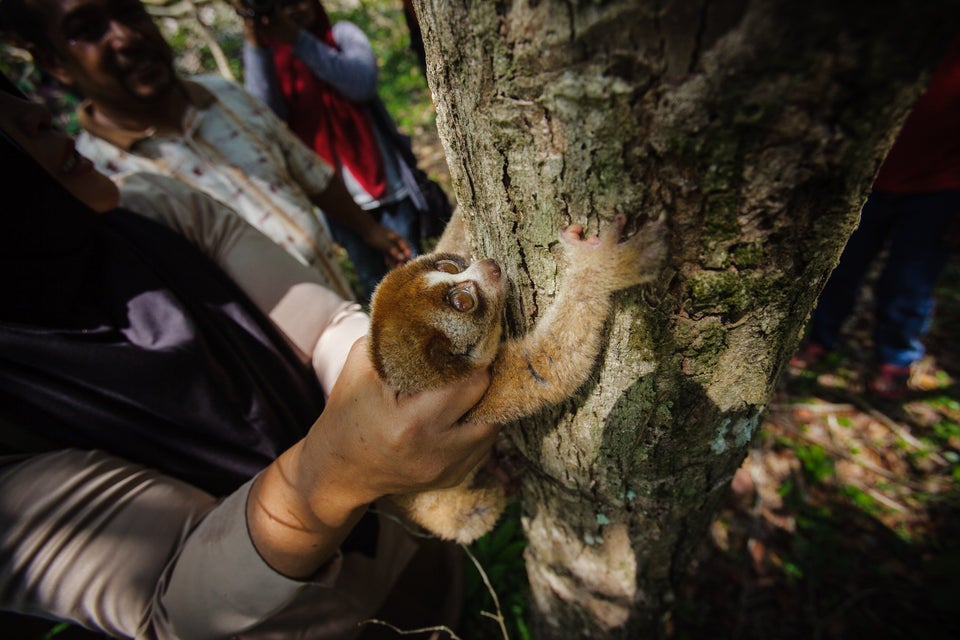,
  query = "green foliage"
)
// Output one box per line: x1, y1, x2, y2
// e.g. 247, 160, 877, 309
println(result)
794, 442, 835, 483
42, 623, 70, 639
0, 43, 81, 134
155, 0, 434, 133
840, 484, 882, 517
